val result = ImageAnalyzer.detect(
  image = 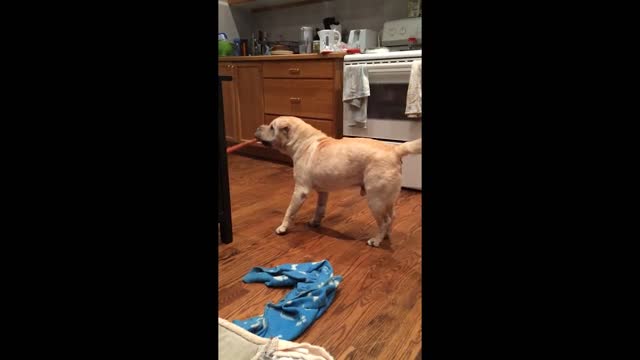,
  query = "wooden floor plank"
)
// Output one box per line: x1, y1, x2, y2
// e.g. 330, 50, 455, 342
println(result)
219, 155, 422, 359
